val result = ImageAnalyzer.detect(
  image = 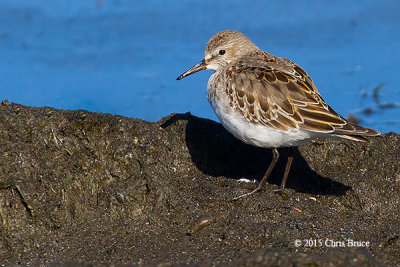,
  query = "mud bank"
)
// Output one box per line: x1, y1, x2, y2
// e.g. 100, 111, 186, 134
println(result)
0, 101, 399, 266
